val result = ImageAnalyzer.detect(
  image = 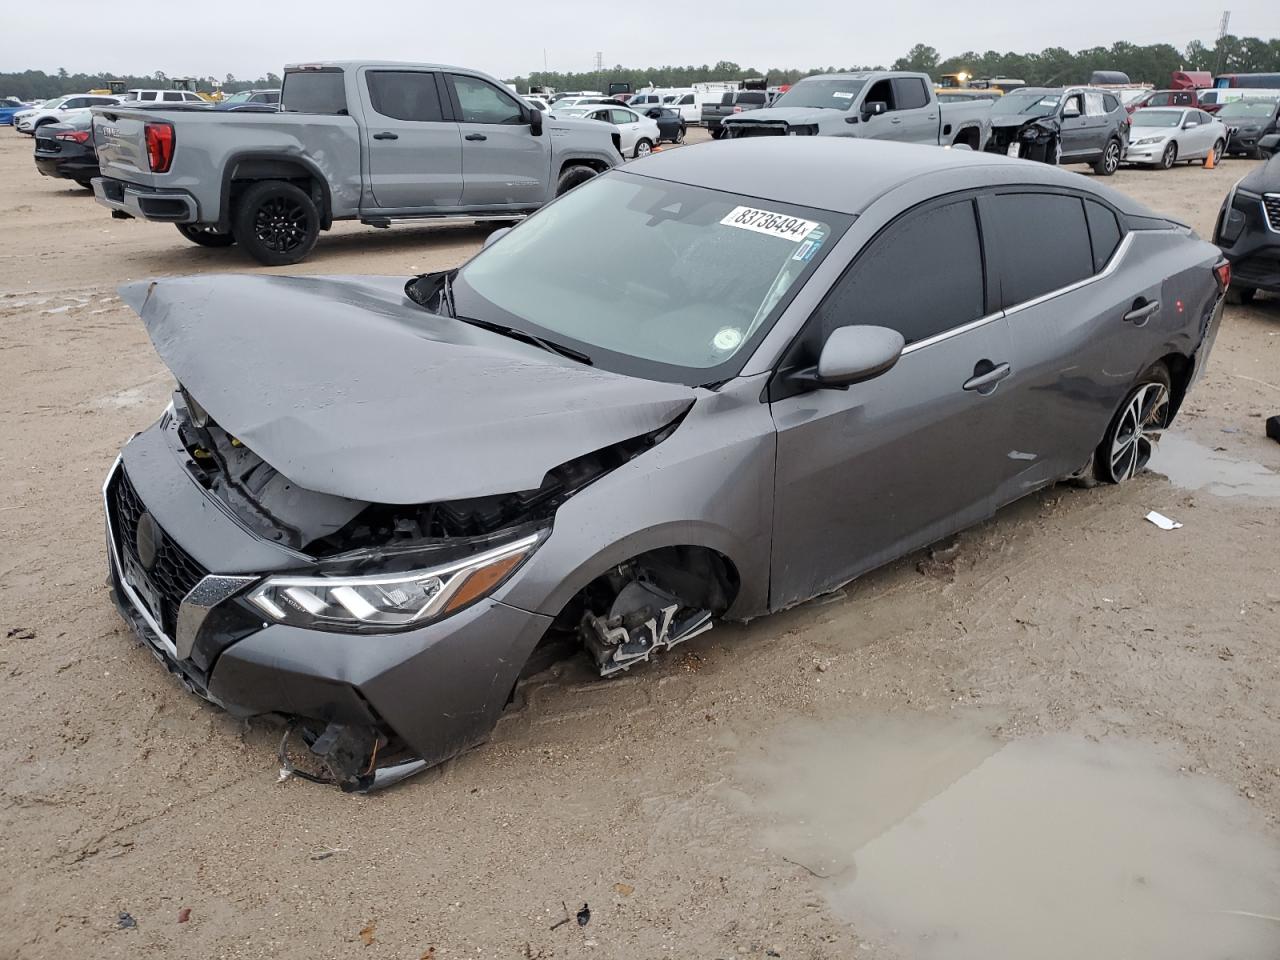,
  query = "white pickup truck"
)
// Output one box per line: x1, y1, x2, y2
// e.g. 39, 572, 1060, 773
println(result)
91, 61, 622, 265
722, 71, 991, 150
